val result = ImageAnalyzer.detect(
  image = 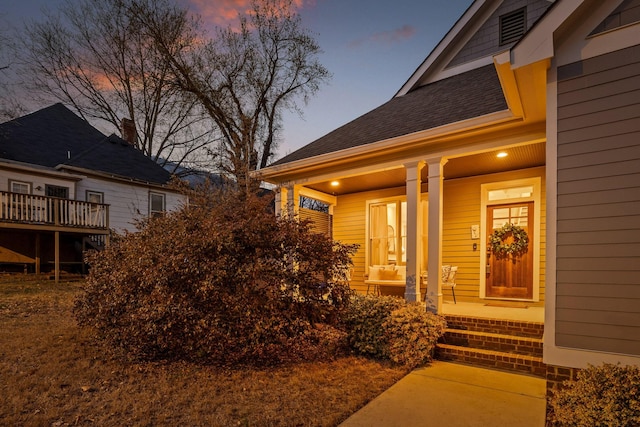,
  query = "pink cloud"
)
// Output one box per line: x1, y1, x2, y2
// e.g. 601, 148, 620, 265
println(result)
185, 0, 310, 29
349, 25, 417, 49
